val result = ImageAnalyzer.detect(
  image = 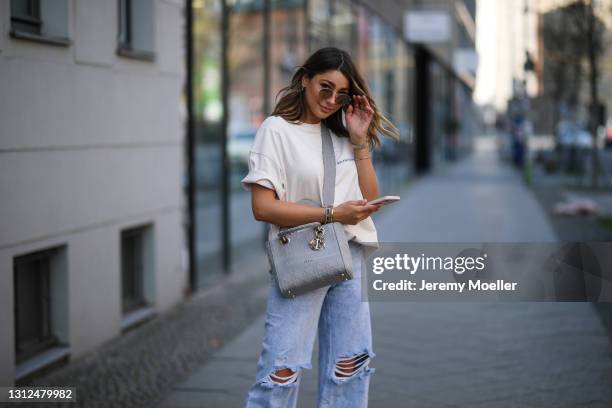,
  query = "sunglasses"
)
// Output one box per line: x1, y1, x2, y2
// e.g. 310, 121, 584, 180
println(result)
318, 85, 353, 108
